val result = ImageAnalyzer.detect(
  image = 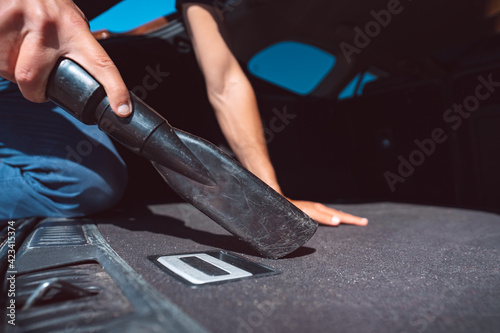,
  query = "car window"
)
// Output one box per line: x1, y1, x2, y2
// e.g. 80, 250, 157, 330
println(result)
90, 0, 176, 32
248, 41, 337, 95
338, 72, 378, 100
